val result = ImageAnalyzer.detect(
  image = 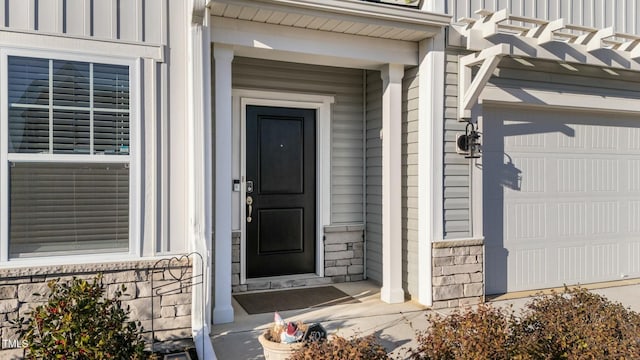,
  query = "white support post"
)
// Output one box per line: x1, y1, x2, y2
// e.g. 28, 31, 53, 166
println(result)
189, 5, 217, 358
458, 60, 472, 120
380, 63, 405, 304
213, 44, 234, 324
417, 30, 445, 306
